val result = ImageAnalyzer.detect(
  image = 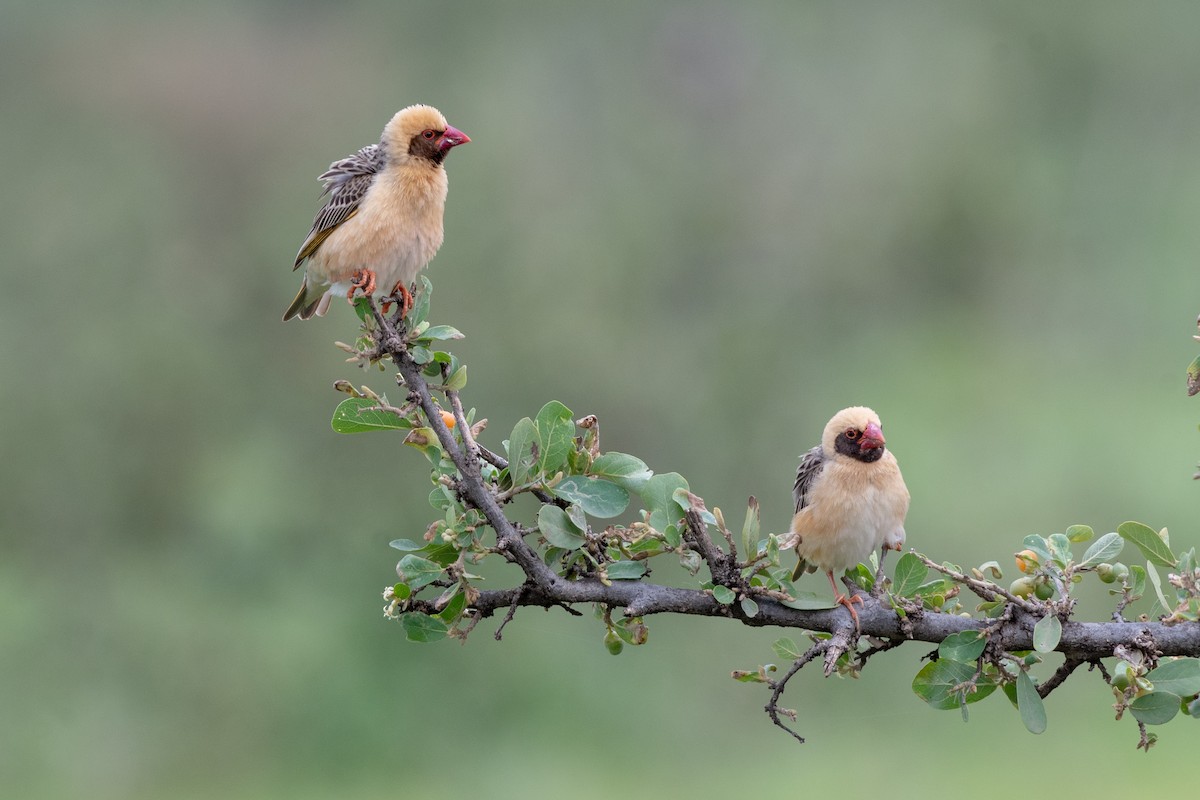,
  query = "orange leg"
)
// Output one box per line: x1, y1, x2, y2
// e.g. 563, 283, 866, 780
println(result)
827, 570, 863, 627
346, 269, 378, 303
380, 281, 413, 318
